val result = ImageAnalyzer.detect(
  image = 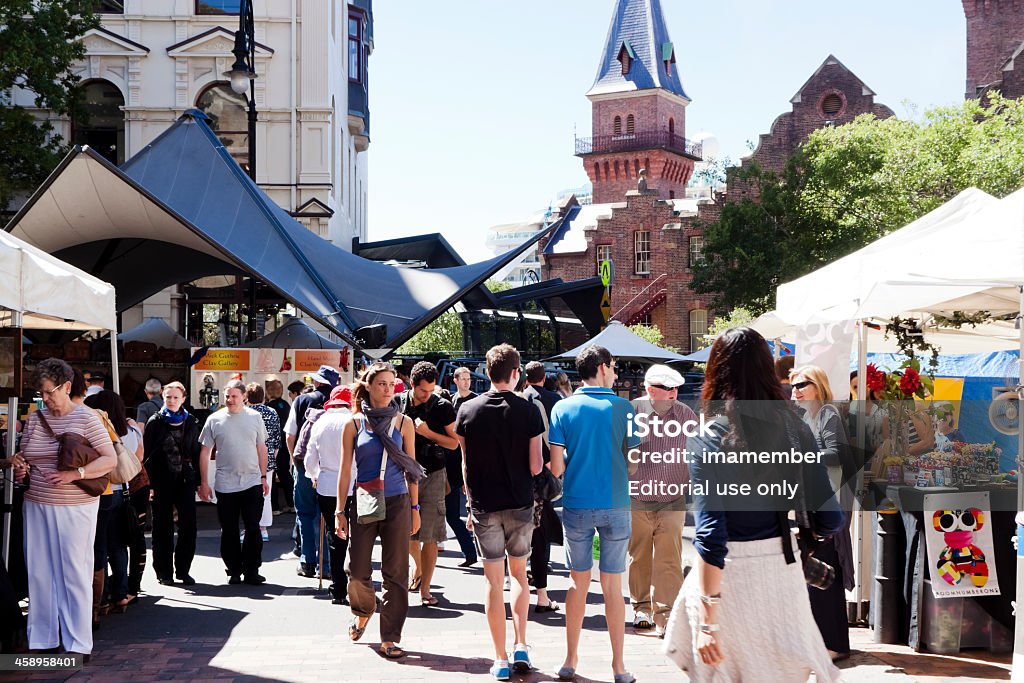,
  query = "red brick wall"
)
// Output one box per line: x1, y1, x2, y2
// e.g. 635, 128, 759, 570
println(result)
963, 0, 1024, 98
587, 91, 694, 203
743, 59, 895, 177
584, 149, 695, 203
541, 191, 716, 352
